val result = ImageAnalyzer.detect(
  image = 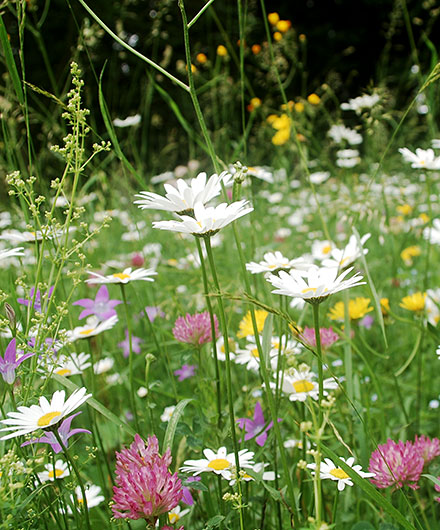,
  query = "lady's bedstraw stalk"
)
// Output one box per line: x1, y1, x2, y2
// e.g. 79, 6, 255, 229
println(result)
204, 236, 245, 530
